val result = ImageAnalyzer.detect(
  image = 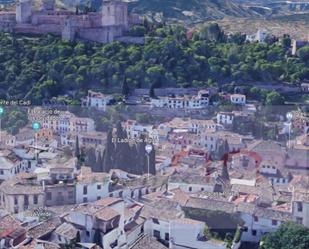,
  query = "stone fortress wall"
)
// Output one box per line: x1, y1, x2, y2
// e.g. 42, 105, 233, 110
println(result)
0, 0, 141, 43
